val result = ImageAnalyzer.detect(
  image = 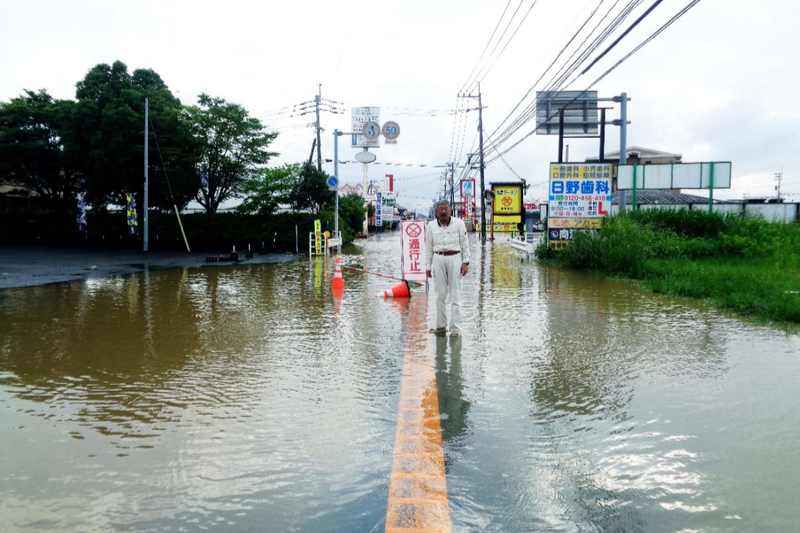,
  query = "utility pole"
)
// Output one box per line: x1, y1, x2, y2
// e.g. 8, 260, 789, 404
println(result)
315, 84, 322, 171
478, 86, 486, 240
775, 168, 783, 201
143, 98, 149, 252
459, 85, 486, 240
449, 162, 455, 209
614, 92, 629, 212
